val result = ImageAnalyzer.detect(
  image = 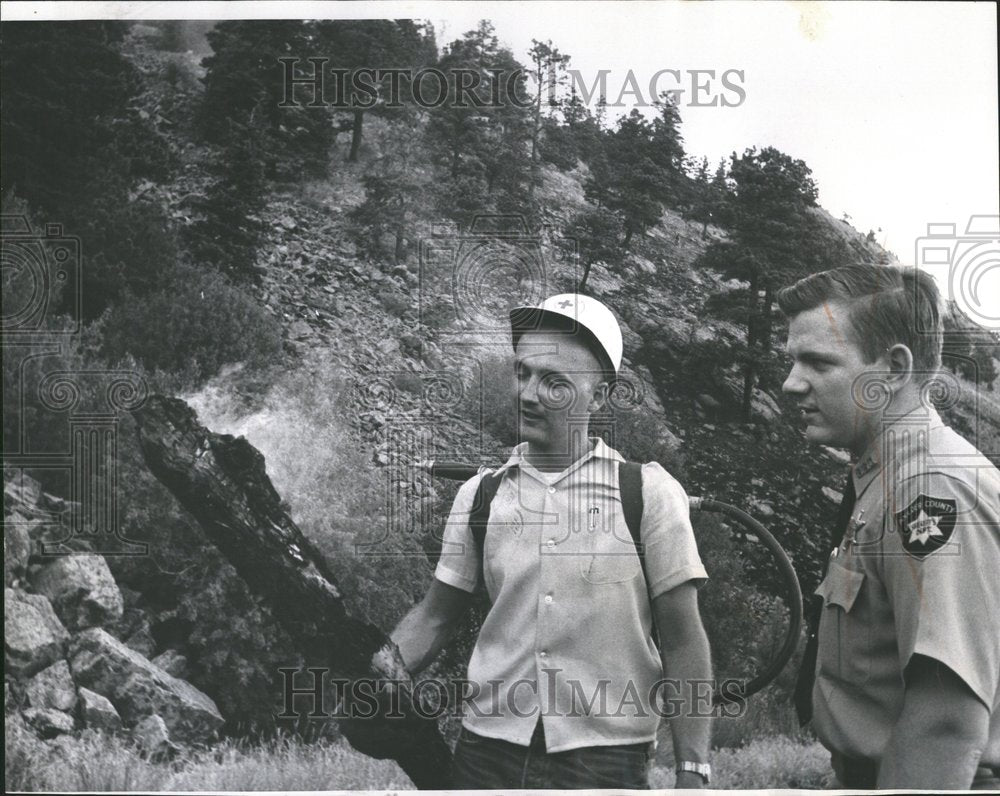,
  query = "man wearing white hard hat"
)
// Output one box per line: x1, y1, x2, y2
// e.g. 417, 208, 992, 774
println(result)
391, 294, 713, 788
